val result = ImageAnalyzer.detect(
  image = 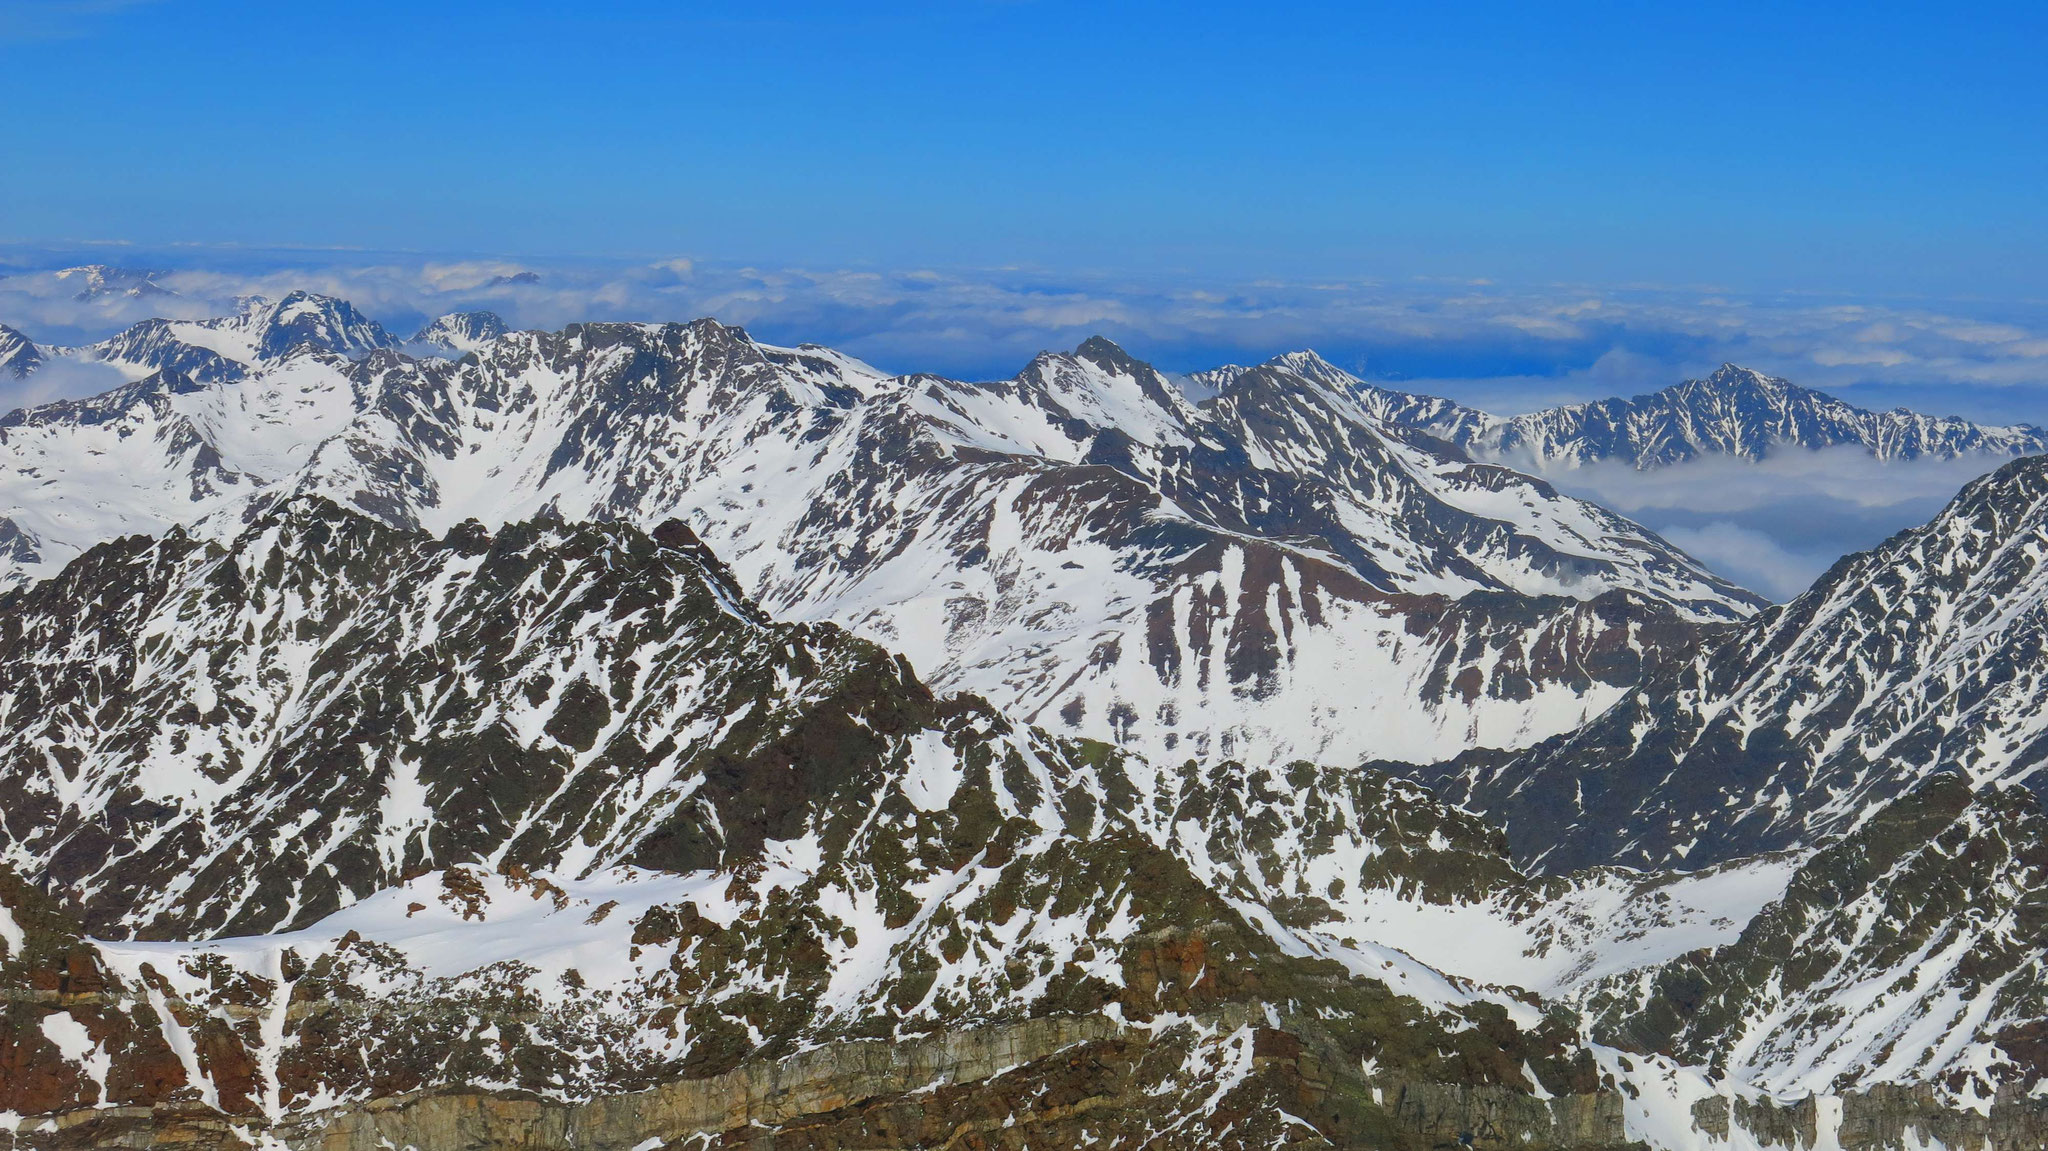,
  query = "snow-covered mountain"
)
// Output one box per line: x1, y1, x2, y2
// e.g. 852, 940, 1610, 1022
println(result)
1426, 454, 2048, 873
2, 497, 2038, 1150
80, 290, 397, 383
0, 323, 43, 378
50, 263, 177, 303
6, 294, 2046, 1149
0, 497, 1679, 1147
1205, 355, 2048, 469
0, 303, 1760, 770
410, 308, 508, 354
